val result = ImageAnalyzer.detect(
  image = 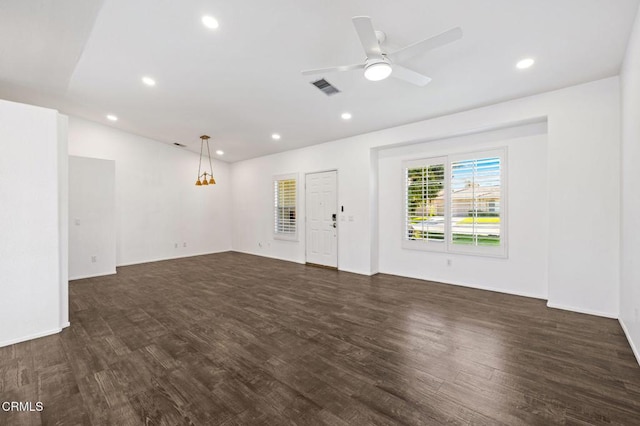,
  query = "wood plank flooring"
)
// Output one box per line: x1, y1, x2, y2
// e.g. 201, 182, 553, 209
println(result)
1, 251, 640, 425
